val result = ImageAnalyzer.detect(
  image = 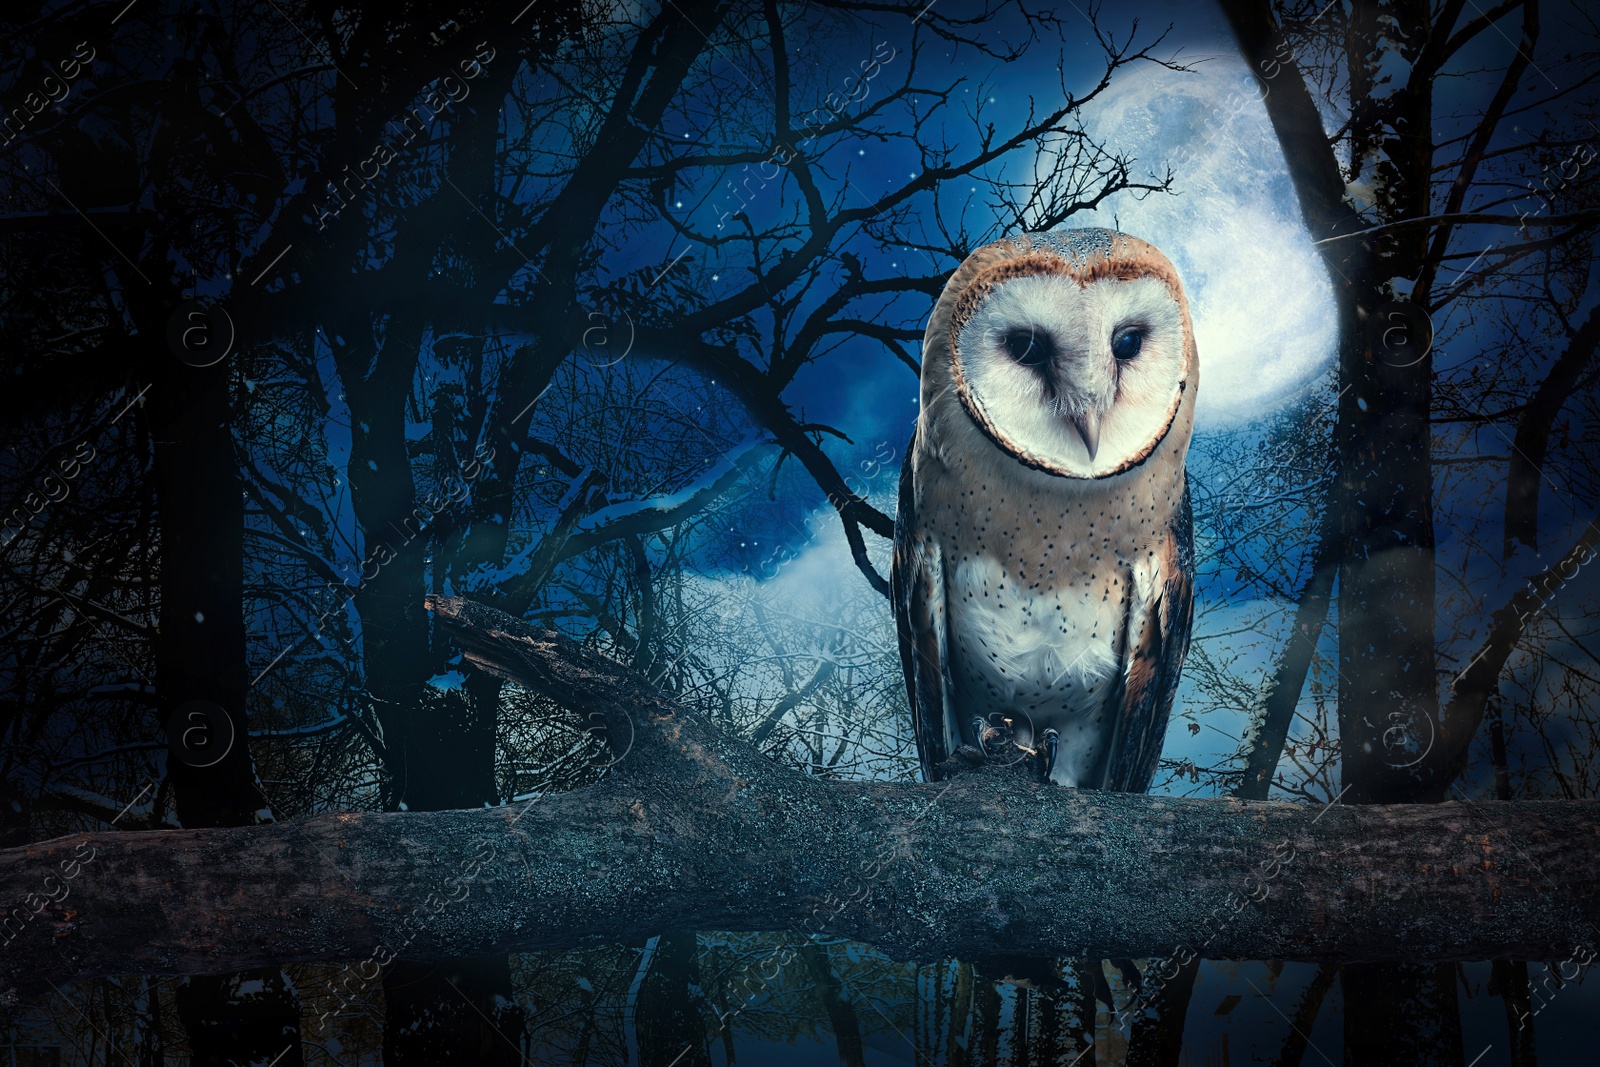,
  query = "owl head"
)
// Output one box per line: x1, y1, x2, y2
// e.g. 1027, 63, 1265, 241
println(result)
925, 228, 1197, 480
